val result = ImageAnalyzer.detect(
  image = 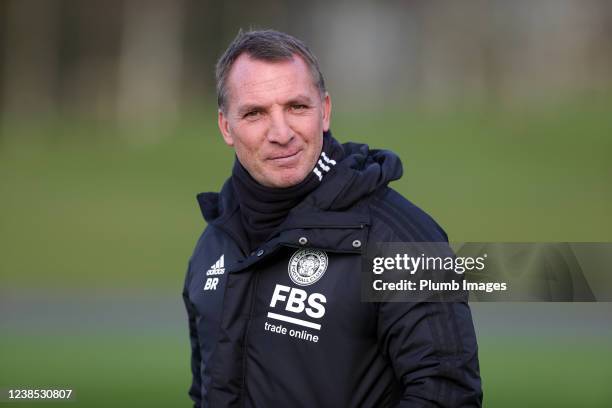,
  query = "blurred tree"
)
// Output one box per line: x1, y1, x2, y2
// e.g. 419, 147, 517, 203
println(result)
1, 0, 612, 126
59, 0, 123, 118
2, 0, 60, 118
117, 0, 184, 135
